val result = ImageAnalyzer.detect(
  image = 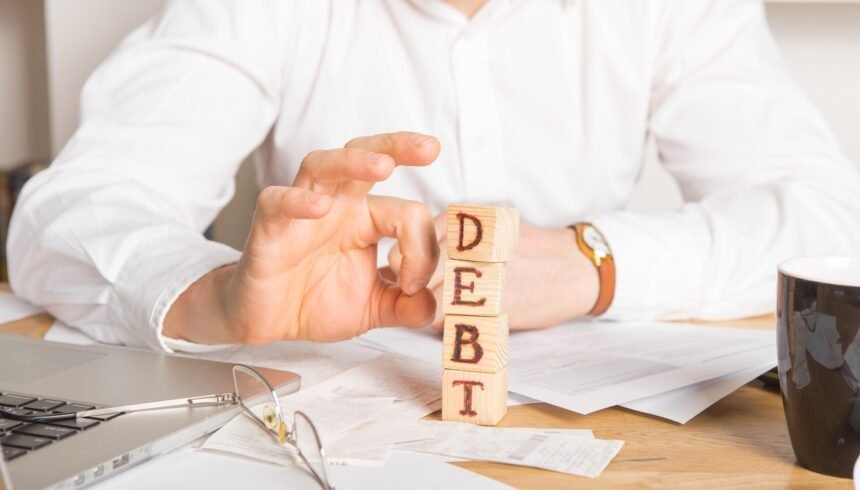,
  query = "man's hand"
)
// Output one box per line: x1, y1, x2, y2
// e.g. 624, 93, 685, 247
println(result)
388, 215, 600, 330
164, 132, 441, 344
